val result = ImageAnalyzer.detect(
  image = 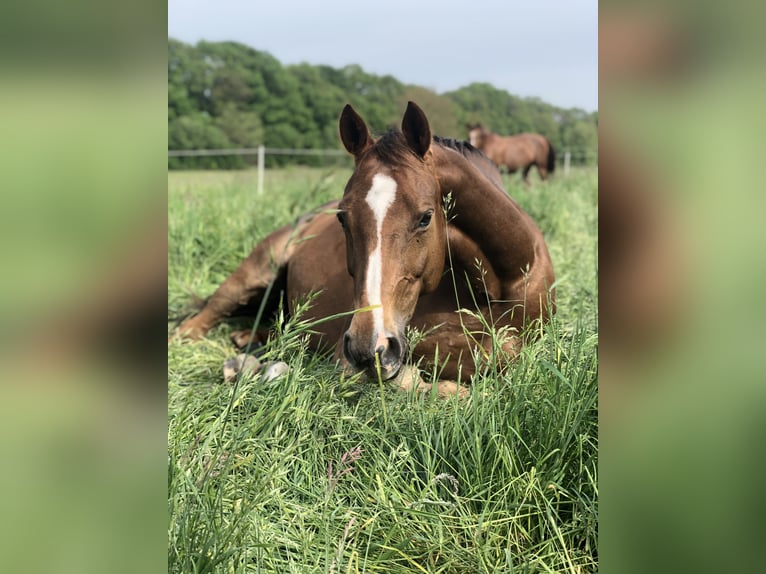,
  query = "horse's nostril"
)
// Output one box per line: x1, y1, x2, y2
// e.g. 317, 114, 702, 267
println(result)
387, 336, 402, 360
343, 332, 356, 364
345, 332, 403, 377
375, 336, 403, 370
